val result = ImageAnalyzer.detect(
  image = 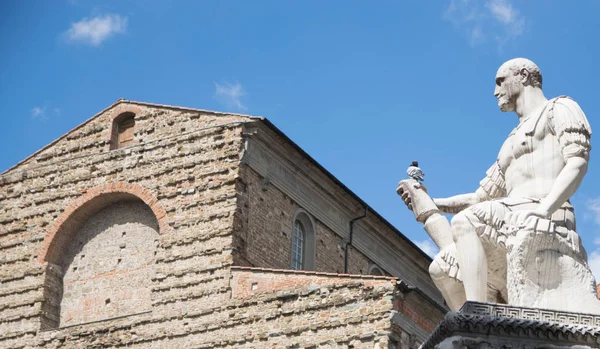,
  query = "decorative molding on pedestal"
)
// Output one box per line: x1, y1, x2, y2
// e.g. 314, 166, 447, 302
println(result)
460, 302, 600, 327
420, 302, 600, 349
